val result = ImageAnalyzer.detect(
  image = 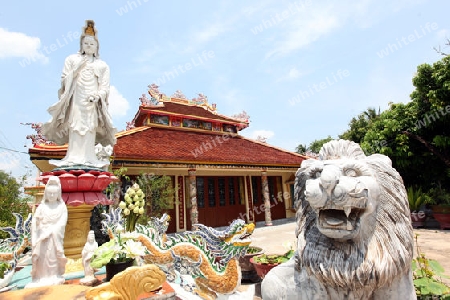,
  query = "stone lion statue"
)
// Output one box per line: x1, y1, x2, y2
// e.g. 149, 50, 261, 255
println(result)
262, 140, 416, 299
